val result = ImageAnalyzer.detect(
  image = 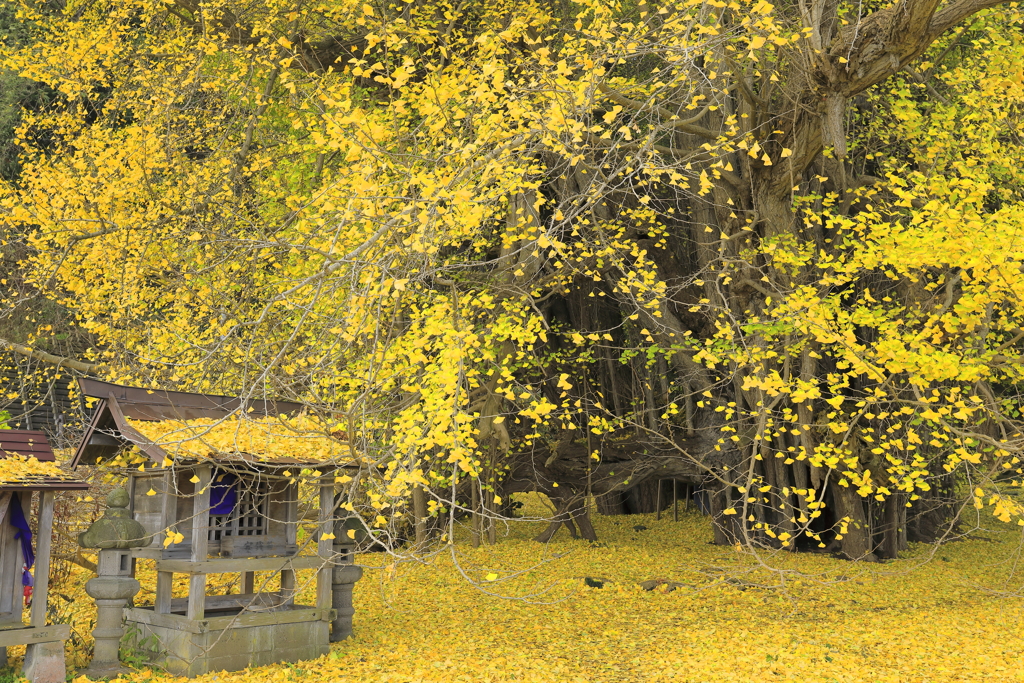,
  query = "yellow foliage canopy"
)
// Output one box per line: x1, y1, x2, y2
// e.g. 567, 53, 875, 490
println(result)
4, 0, 1024, 558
